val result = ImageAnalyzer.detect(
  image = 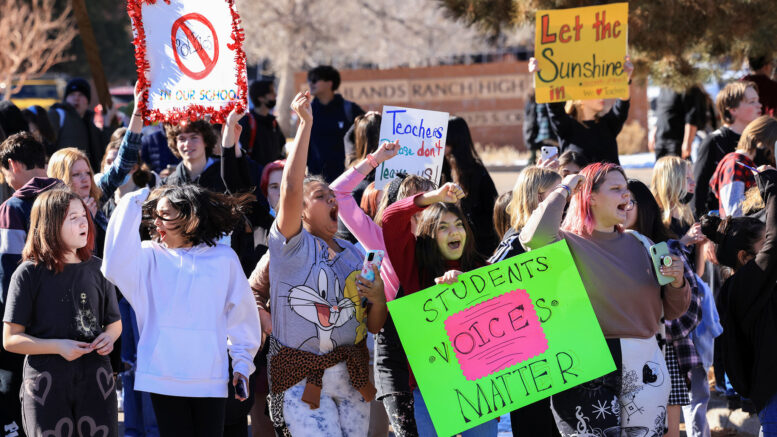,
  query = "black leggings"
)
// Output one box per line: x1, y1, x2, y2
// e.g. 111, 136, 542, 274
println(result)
381, 392, 418, 437
150, 393, 226, 437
